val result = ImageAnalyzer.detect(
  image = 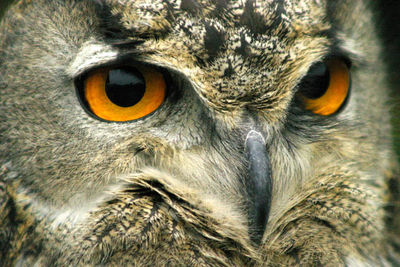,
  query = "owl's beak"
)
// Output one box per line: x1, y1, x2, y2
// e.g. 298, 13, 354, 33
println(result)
245, 130, 272, 244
